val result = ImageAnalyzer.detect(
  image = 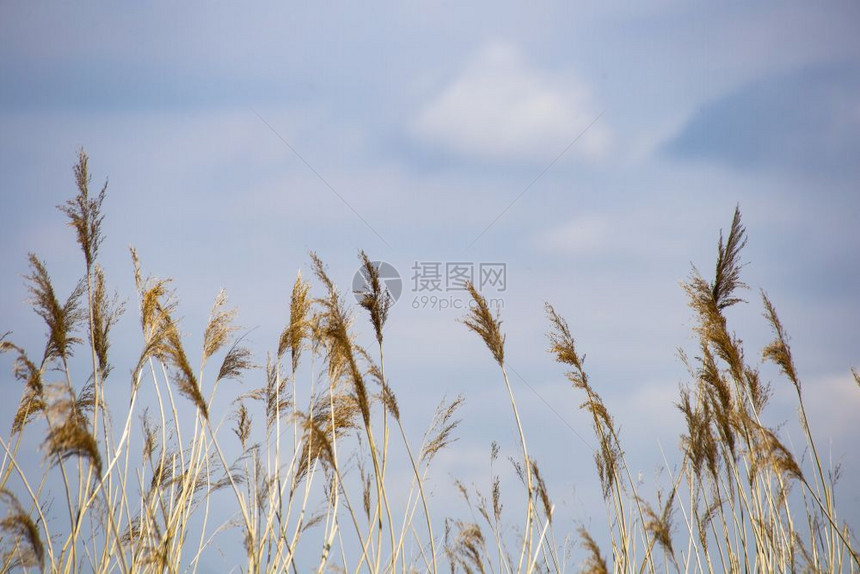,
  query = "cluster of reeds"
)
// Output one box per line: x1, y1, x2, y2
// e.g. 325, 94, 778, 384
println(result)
671, 209, 858, 573
1, 152, 857, 572
448, 207, 858, 573
0, 151, 463, 573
